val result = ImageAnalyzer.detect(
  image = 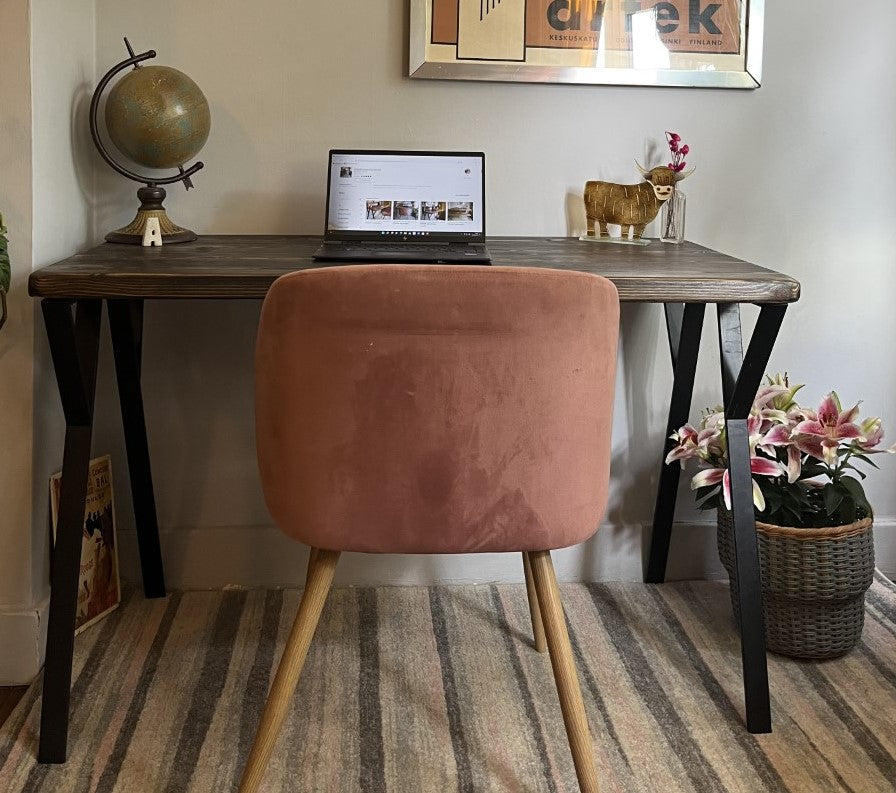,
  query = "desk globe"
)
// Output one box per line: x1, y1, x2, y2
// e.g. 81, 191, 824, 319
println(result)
91, 38, 210, 244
